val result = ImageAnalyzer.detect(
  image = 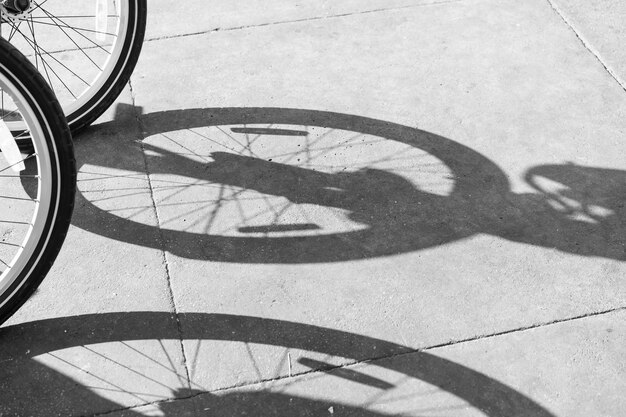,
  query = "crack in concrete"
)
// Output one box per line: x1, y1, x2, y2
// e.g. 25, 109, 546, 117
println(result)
86, 305, 624, 416
546, 0, 626, 94
421, 306, 626, 351
128, 78, 193, 392
143, 0, 464, 44
10, 0, 464, 57
127, 79, 145, 135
